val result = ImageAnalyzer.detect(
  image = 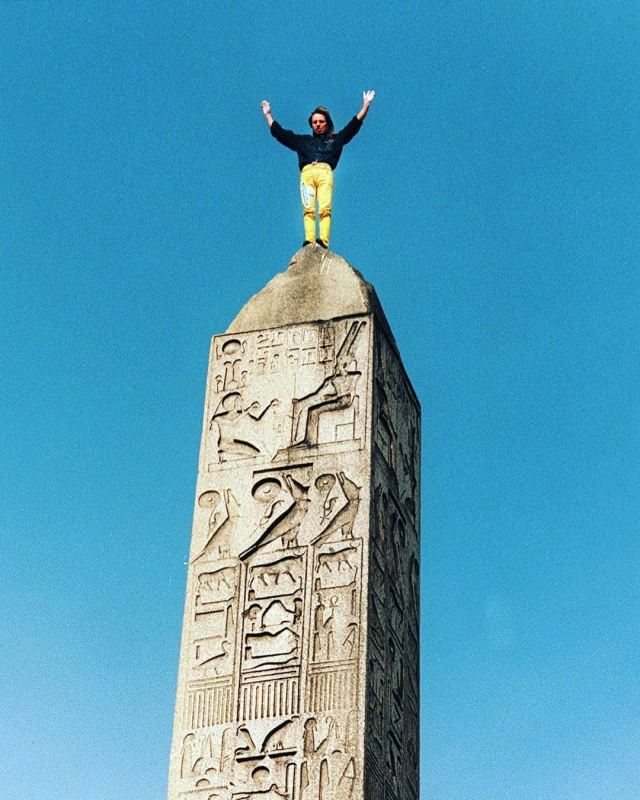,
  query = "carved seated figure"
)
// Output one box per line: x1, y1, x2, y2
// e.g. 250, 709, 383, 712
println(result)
291, 357, 360, 446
